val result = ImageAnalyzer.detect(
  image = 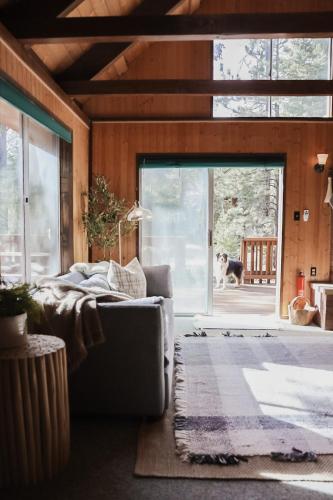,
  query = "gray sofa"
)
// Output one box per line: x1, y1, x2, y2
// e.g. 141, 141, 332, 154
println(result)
60, 265, 174, 417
